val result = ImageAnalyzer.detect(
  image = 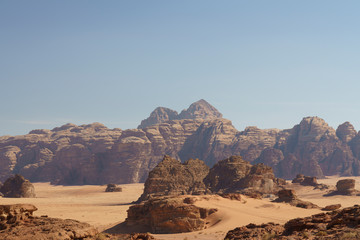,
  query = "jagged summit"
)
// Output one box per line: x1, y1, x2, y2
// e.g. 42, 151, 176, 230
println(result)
138, 99, 222, 129
137, 107, 179, 129
178, 99, 222, 120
